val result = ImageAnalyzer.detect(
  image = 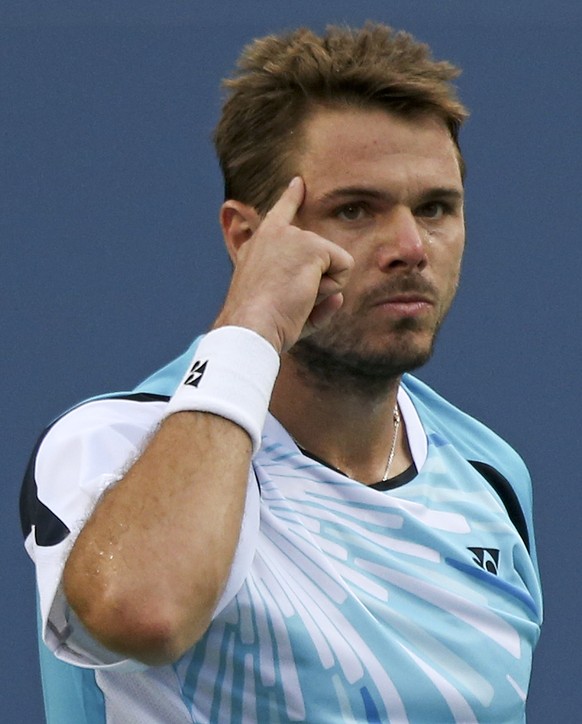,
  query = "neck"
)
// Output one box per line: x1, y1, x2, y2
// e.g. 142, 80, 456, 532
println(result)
270, 353, 411, 484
